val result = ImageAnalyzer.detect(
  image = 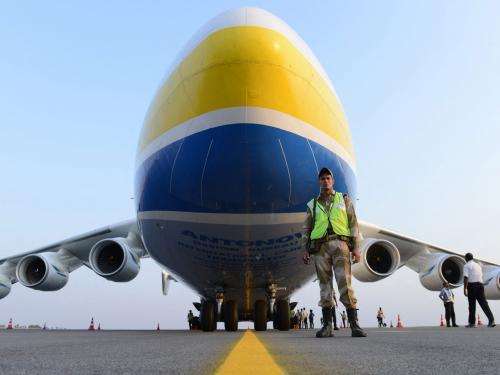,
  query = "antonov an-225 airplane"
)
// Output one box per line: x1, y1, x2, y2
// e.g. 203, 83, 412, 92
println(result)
1, 8, 498, 332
